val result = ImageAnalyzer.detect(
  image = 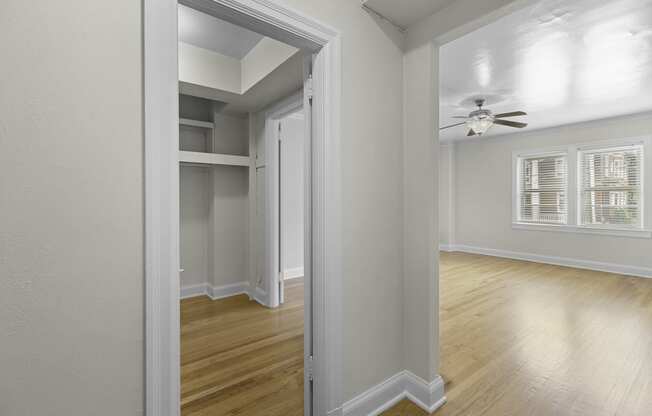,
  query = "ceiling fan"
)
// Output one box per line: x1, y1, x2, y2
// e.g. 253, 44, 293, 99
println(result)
440, 99, 528, 136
